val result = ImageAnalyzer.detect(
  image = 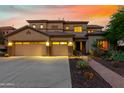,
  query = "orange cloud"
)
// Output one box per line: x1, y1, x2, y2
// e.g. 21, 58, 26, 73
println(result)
0, 5, 120, 28
66, 5, 119, 18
